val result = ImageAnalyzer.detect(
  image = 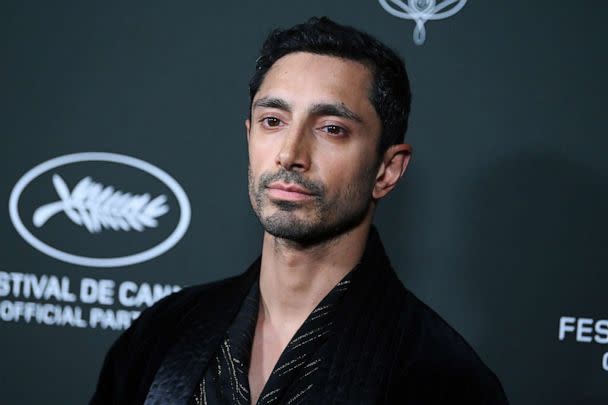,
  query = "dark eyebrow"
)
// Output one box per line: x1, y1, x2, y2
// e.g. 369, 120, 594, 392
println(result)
309, 103, 363, 123
252, 97, 292, 112
252, 98, 363, 124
